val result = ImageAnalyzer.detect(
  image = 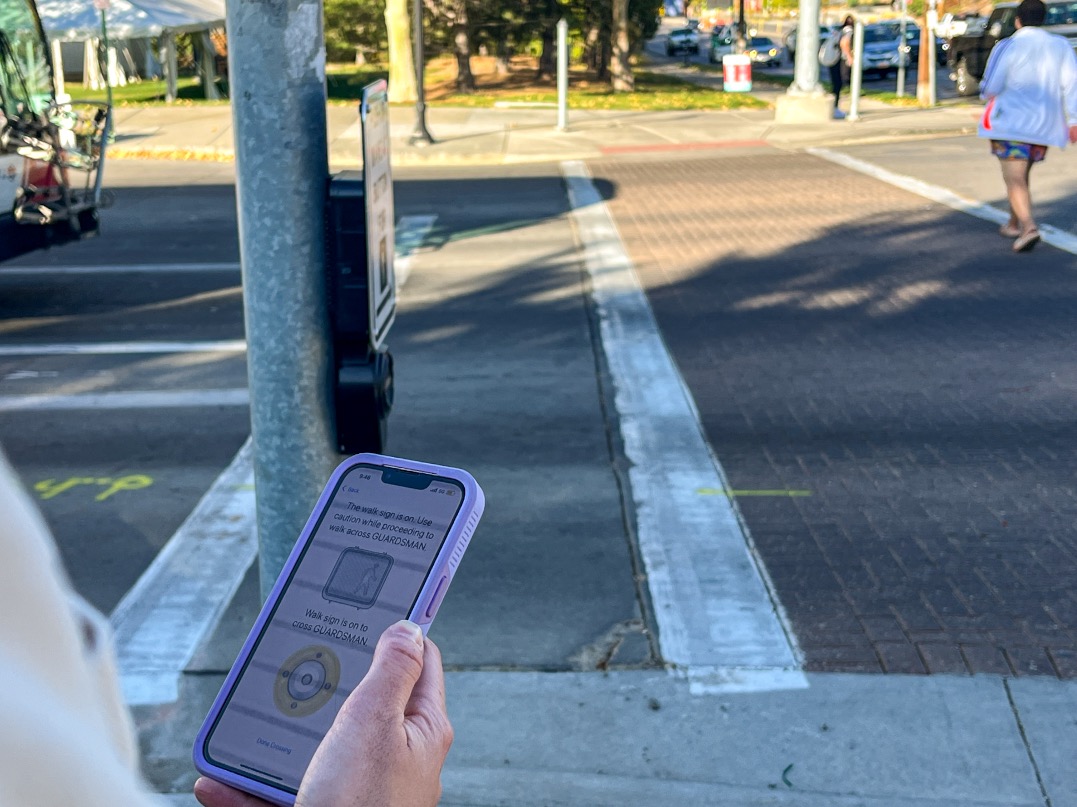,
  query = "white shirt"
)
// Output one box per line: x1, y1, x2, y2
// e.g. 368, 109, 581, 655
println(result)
0, 451, 160, 807
978, 25, 1077, 148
